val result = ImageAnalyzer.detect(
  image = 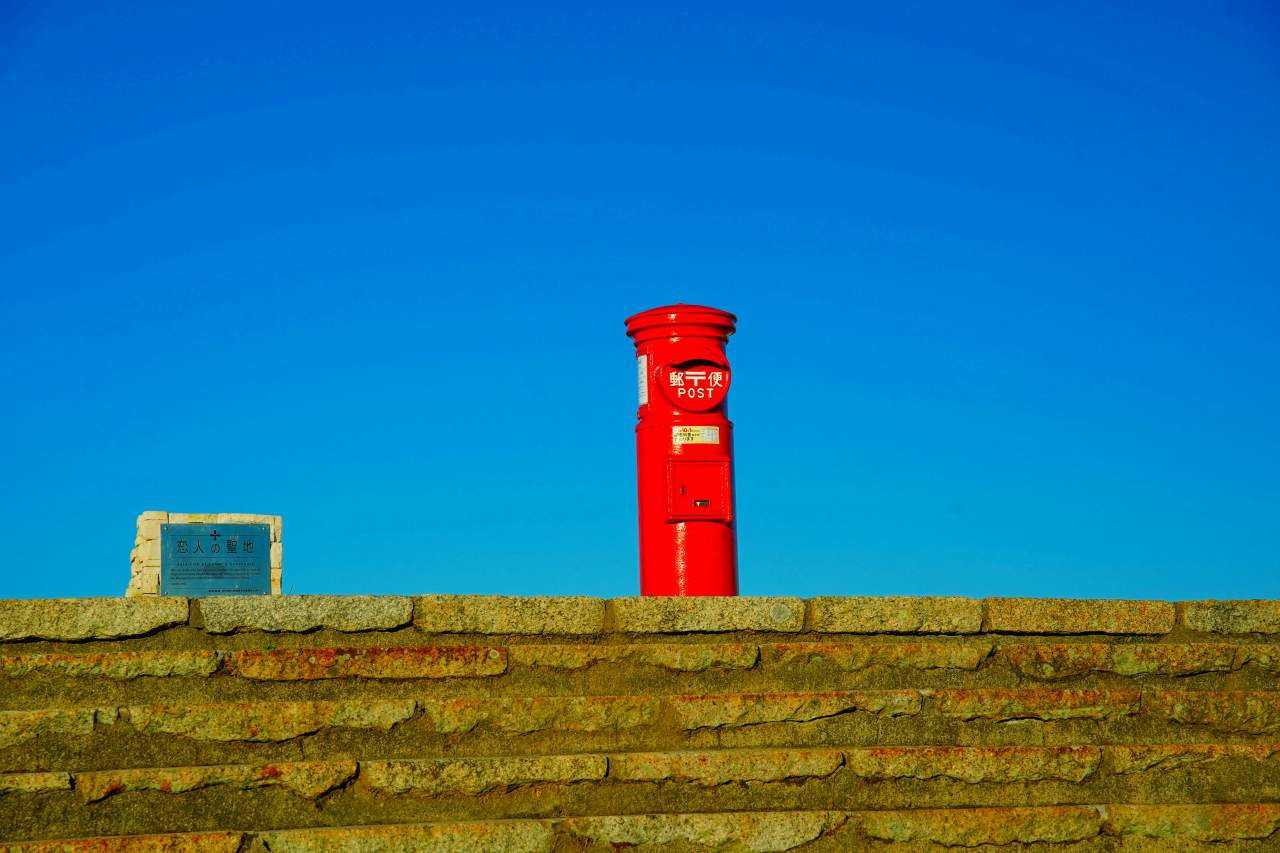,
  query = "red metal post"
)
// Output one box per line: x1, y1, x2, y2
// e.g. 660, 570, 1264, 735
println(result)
625, 304, 738, 596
